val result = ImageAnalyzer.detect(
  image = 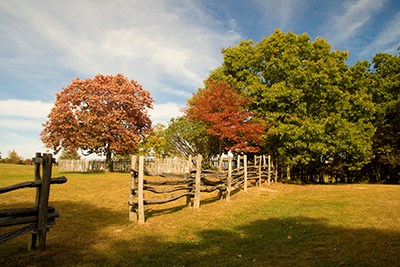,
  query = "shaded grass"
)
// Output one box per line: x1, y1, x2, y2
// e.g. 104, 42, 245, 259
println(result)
0, 164, 399, 266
